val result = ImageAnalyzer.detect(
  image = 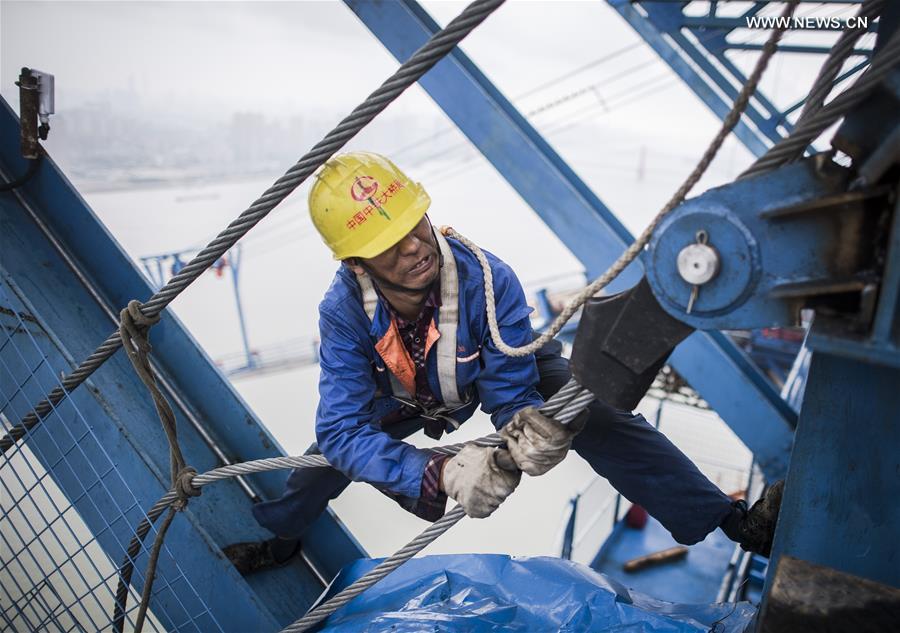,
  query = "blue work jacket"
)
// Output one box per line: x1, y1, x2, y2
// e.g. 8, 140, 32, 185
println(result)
316, 237, 543, 499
